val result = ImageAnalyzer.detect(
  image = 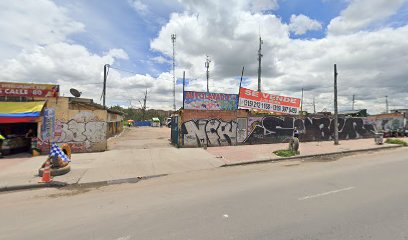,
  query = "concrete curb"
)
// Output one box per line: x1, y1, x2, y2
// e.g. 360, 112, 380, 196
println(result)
0, 181, 67, 193
68, 174, 168, 188
221, 145, 404, 167
0, 174, 168, 193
